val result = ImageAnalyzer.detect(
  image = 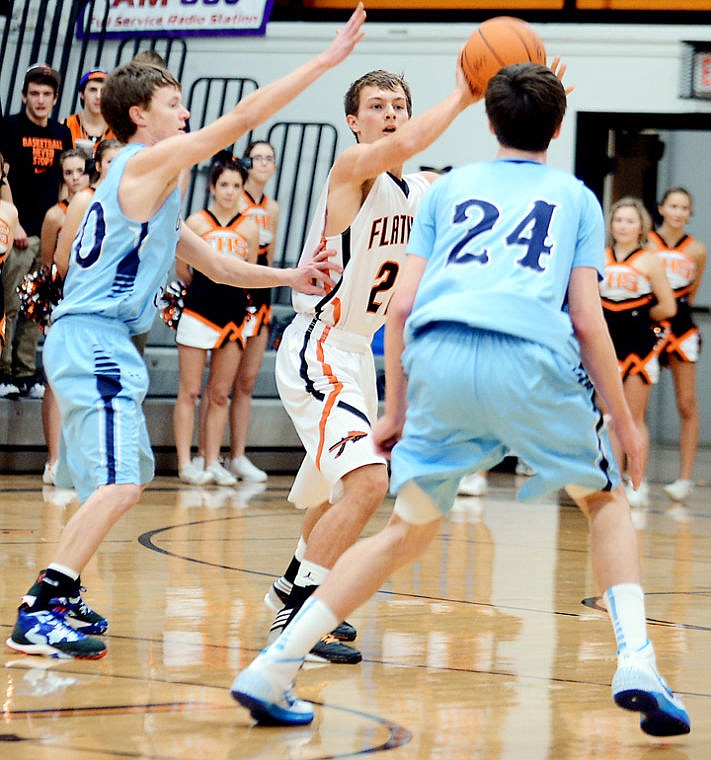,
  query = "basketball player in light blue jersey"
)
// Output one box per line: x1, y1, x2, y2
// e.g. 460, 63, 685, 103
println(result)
5, 4, 366, 661
232, 62, 690, 737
